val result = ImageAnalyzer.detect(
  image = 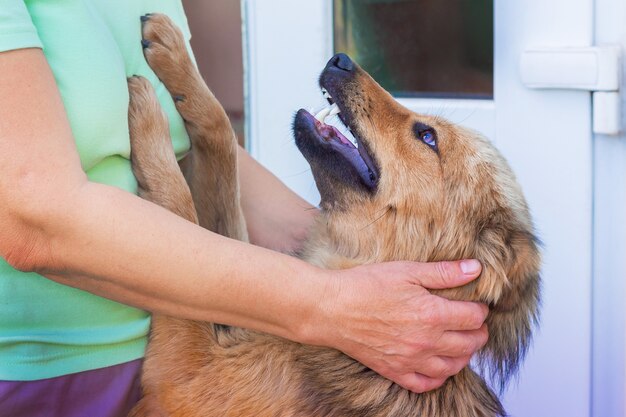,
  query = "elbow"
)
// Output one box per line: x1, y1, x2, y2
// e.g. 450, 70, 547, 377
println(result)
0, 155, 89, 274
0, 184, 71, 274
2, 231, 50, 273
0, 206, 54, 273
